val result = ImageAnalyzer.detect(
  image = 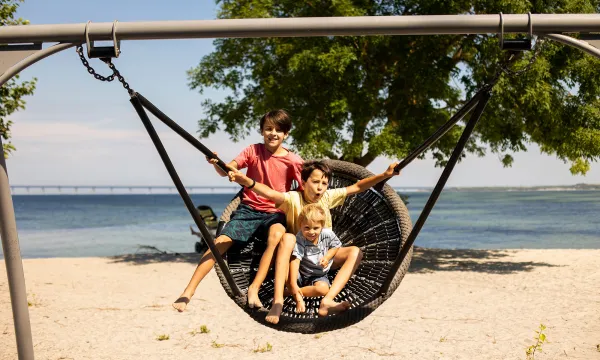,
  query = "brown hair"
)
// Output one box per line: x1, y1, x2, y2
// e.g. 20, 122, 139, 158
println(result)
301, 160, 332, 182
298, 203, 326, 227
259, 109, 292, 134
